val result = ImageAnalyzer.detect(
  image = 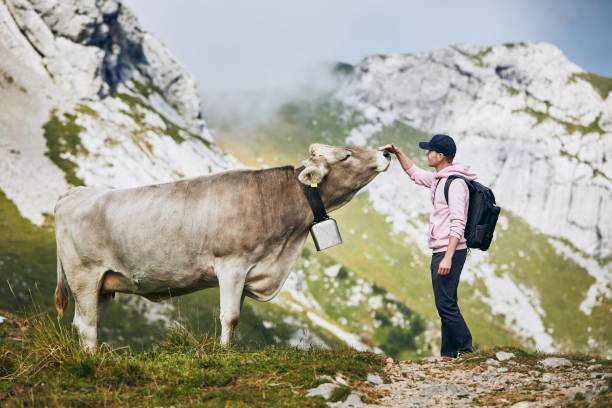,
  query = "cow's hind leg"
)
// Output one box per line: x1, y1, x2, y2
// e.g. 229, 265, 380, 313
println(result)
217, 269, 248, 347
